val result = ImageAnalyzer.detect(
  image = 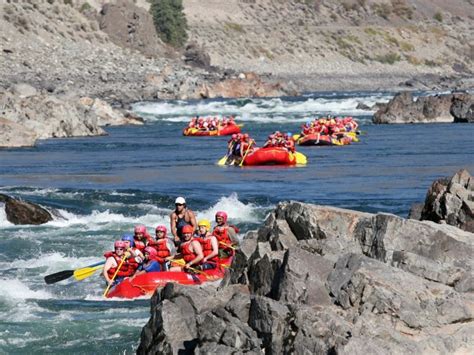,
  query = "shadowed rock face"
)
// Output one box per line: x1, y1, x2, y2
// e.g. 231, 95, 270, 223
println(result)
419, 169, 474, 233
138, 192, 474, 353
451, 93, 474, 123
0, 194, 52, 225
